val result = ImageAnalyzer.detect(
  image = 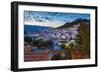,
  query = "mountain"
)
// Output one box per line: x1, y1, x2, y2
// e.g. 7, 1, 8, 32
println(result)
57, 18, 90, 28
24, 24, 52, 32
